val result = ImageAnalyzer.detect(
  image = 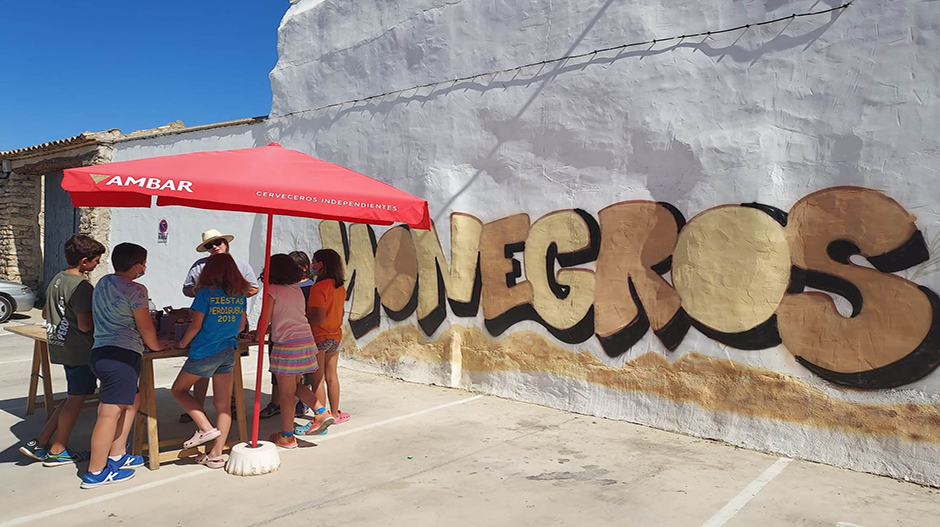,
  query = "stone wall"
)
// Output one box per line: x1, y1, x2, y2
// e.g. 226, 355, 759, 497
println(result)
1, 135, 117, 293
0, 173, 42, 289
77, 207, 112, 284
